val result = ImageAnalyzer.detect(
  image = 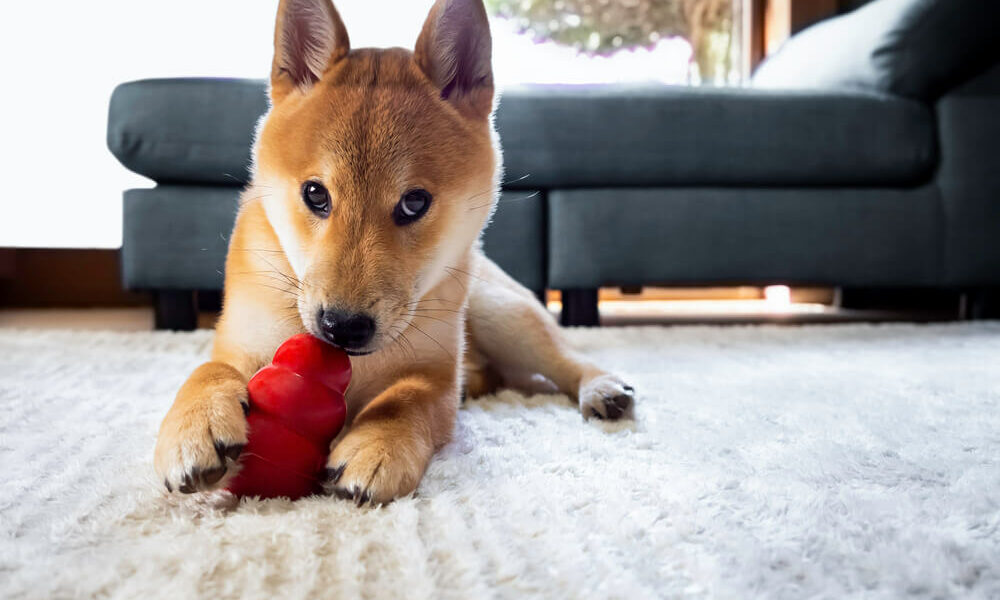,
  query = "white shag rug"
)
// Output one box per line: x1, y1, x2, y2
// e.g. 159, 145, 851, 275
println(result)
2, 323, 999, 599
